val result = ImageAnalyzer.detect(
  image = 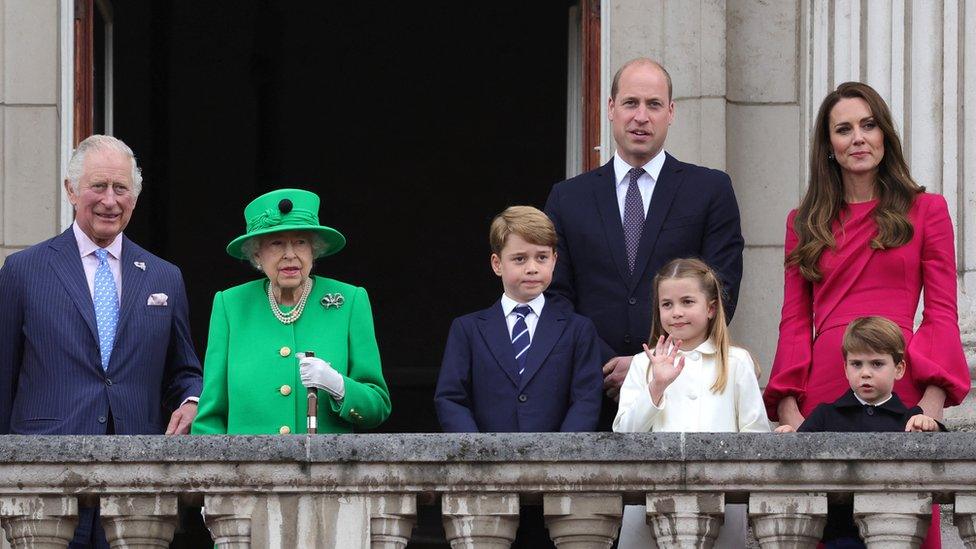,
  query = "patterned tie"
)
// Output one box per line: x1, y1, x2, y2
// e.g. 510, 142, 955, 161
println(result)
623, 167, 646, 273
511, 305, 532, 376
93, 249, 119, 371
